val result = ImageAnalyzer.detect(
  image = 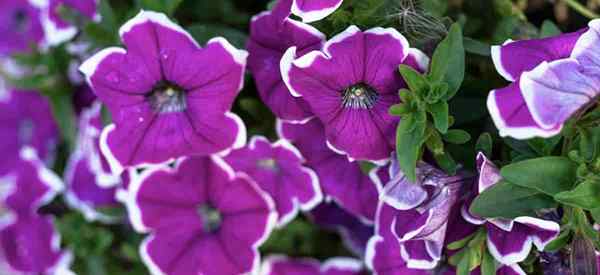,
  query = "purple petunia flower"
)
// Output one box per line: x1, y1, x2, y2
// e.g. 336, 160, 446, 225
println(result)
442, 264, 525, 275
64, 102, 120, 223
0, 89, 59, 177
40, 0, 100, 45
247, 0, 325, 122
281, 25, 428, 162
487, 23, 593, 139
277, 117, 382, 223
79, 11, 247, 174
261, 255, 365, 275
274, 0, 344, 23
369, 161, 464, 269
461, 153, 560, 265
0, 0, 44, 55
224, 136, 322, 227
0, 148, 73, 275
125, 156, 276, 275
308, 202, 374, 257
